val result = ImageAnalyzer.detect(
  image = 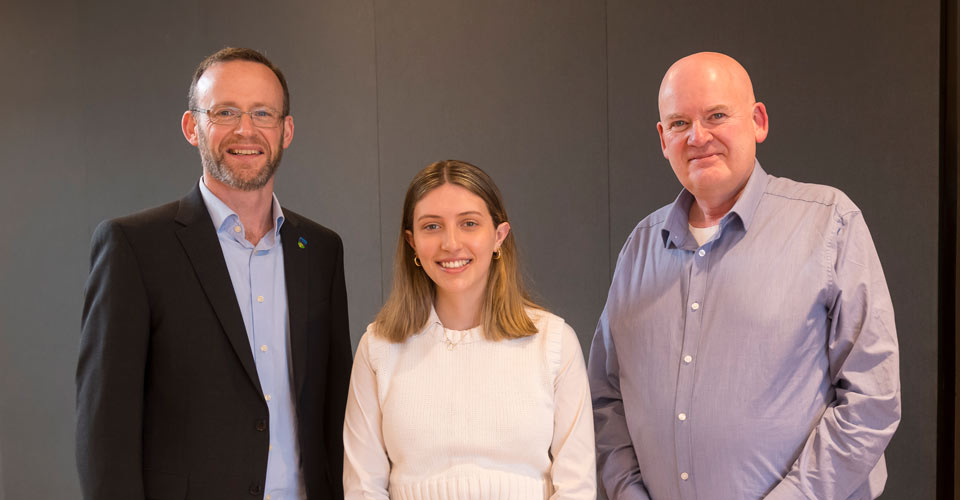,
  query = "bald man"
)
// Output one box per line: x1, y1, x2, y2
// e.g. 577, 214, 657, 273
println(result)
588, 53, 900, 499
